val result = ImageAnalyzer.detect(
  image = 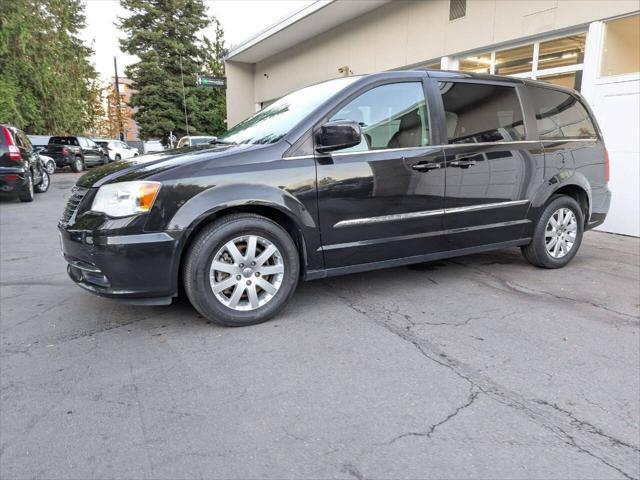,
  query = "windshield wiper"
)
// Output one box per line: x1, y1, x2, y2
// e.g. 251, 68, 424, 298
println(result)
209, 138, 236, 145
